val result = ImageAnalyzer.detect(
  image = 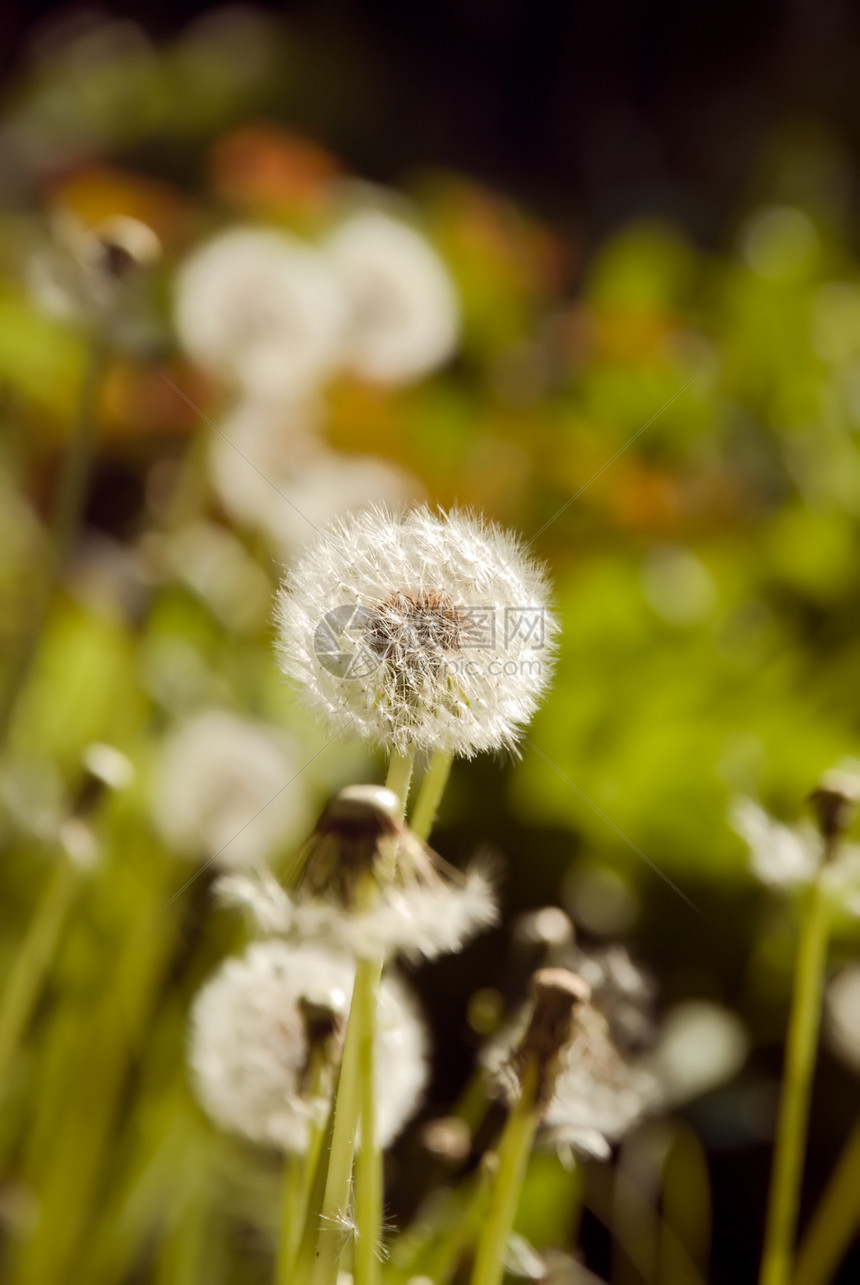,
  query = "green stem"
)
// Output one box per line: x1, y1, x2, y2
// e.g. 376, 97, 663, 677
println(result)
277, 1055, 329, 1285
0, 859, 79, 1091
385, 749, 414, 816
470, 1065, 539, 1285
292, 1092, 338, 1282
794, 1117, 860, 1285
0, 337, 106, 746
312, 954, 382, 1285
353, 956, 384, 1285
410, 750, 453, 842
759, 876, 831, 1285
